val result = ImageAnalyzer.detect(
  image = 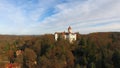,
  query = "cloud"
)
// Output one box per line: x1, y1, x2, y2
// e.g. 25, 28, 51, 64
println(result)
0, 0, 27, 34
0, 0, 120, 35
35, 0, 120, 34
